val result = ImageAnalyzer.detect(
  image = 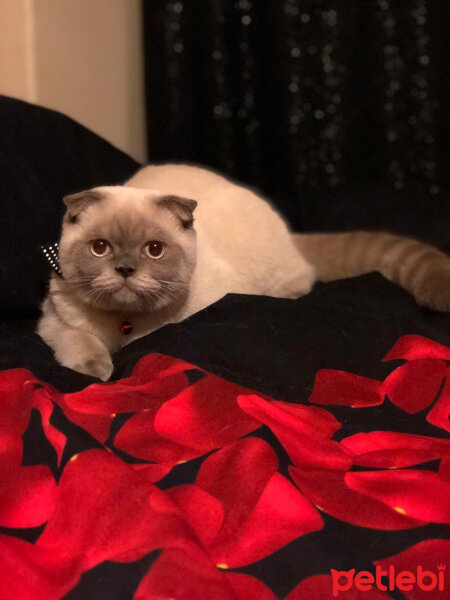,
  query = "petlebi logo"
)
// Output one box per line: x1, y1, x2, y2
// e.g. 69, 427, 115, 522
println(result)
331, 563, 446, 596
